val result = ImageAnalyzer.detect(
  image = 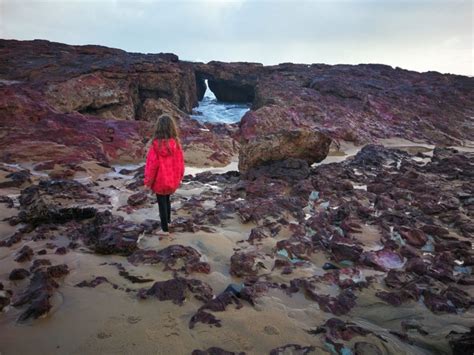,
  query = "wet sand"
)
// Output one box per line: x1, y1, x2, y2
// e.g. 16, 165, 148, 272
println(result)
0, 140, 473, 354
